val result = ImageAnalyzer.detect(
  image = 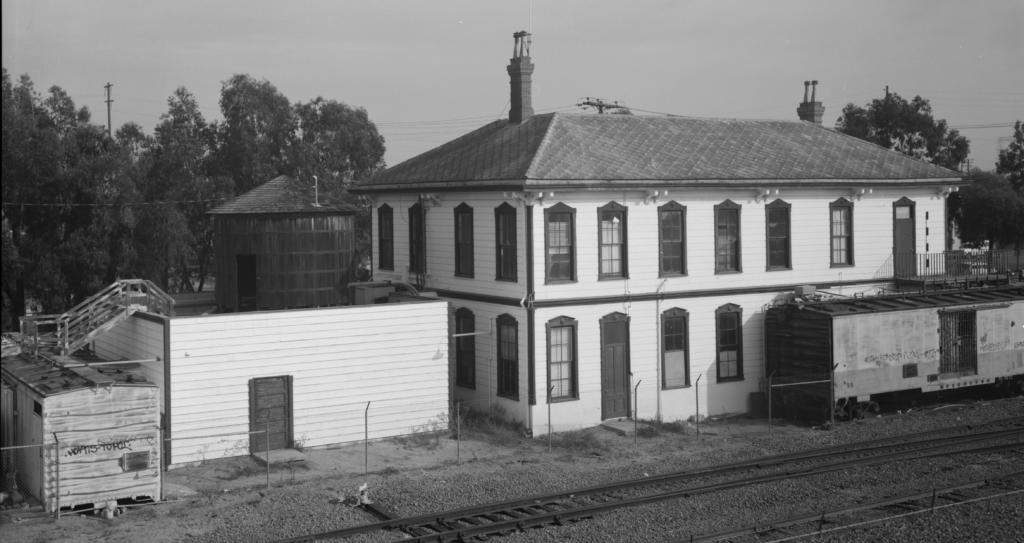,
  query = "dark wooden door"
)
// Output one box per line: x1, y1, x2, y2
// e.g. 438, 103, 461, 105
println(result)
250, 376, 292, 453
893, 203, 916, 276
237, 254, 258, 312
601, 317, 630, 420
